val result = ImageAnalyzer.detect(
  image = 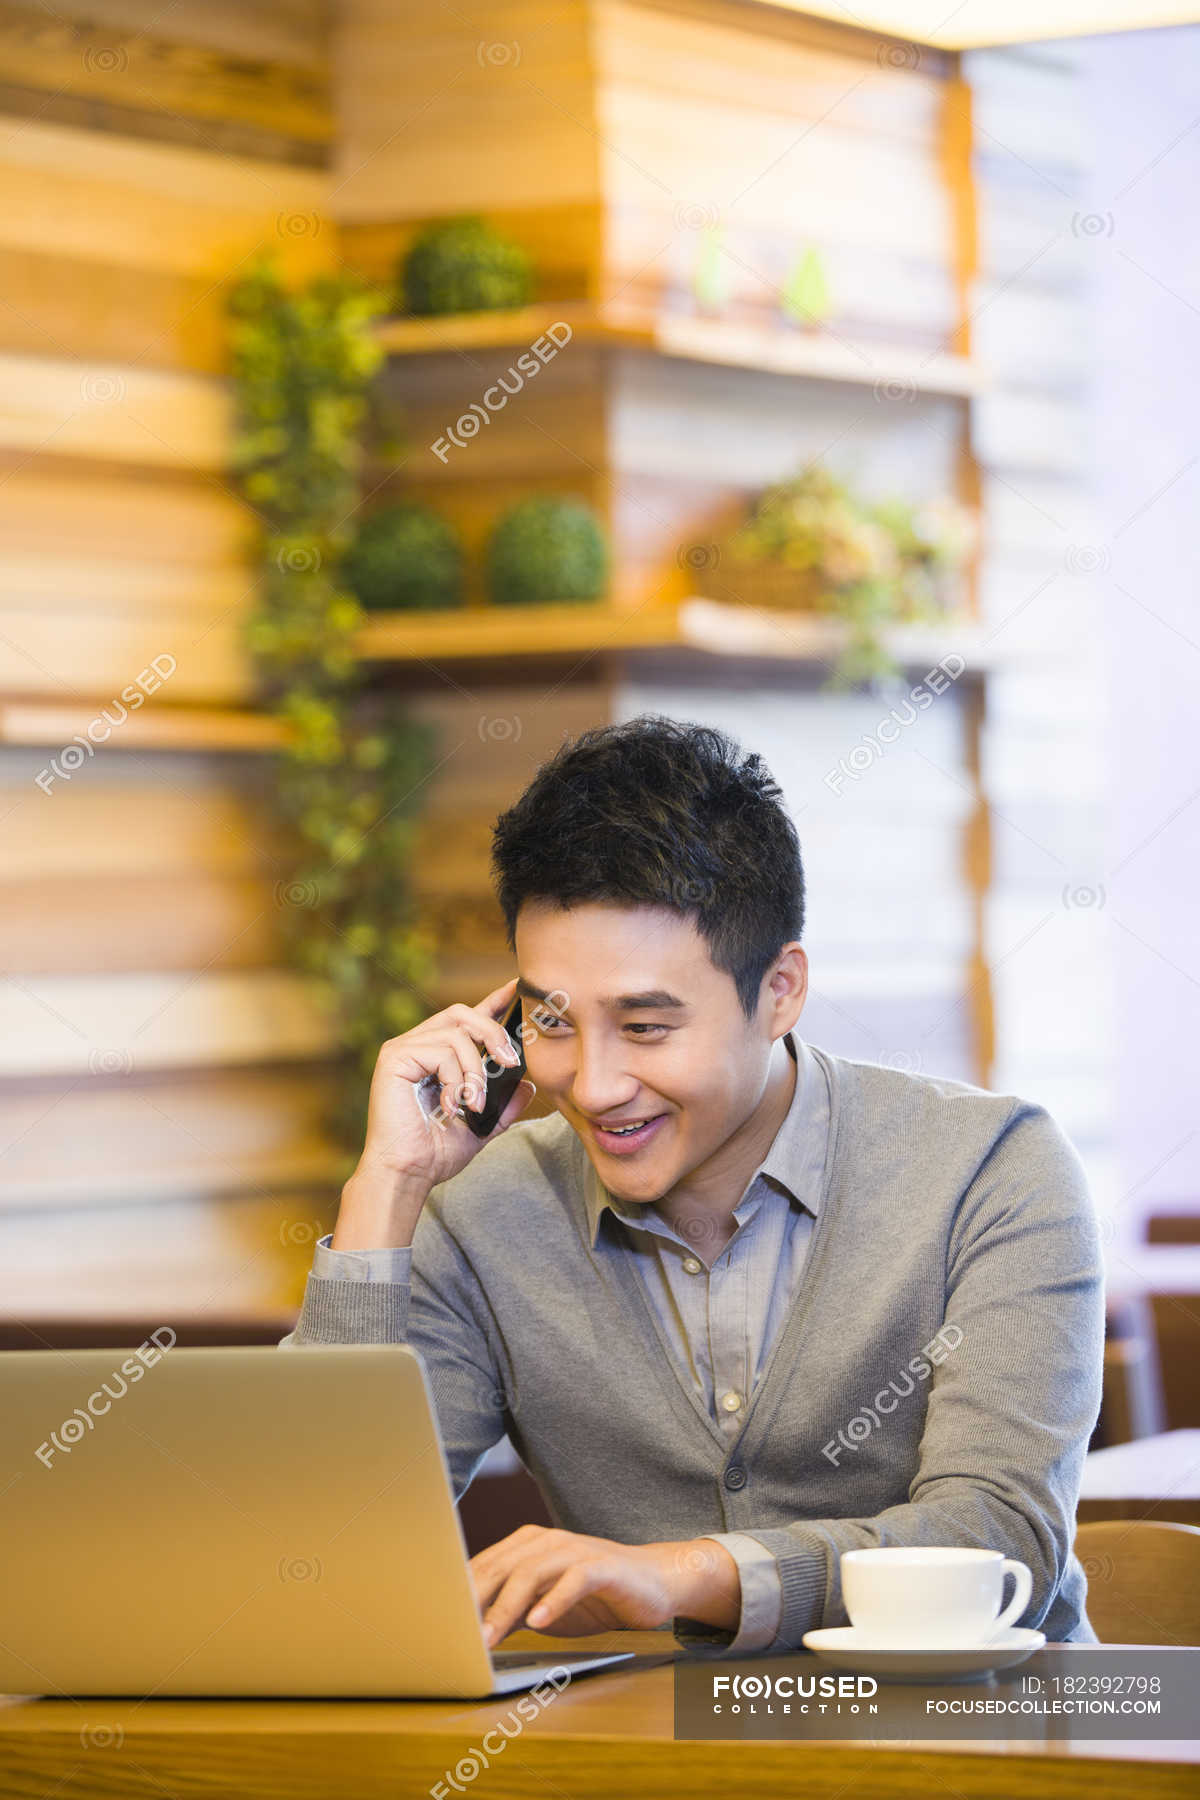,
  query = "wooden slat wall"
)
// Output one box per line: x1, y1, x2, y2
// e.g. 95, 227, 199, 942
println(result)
0, 1066, 341, 1212
2, 747, 293, 975
0, 462, 259, 701
0, 0, 1114, 1324
332, 1, 602, 218
0, 2, 339, 1318
0, 0, 330, 161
